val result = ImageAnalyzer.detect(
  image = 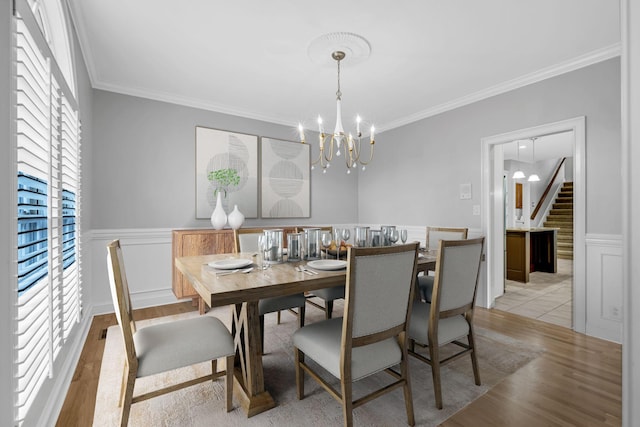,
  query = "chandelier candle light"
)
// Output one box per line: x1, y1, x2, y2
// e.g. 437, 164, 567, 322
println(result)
298, 50, 375, 174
